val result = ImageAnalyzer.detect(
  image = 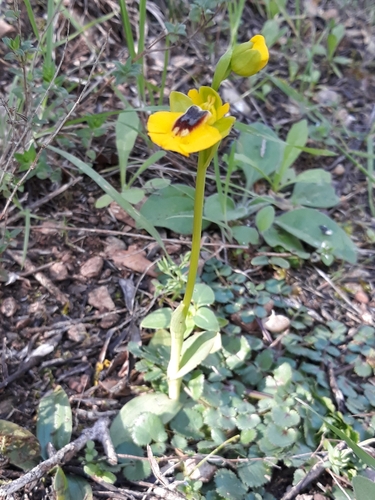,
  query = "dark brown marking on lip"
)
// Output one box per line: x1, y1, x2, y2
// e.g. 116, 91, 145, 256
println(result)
172, 106, 210, 137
